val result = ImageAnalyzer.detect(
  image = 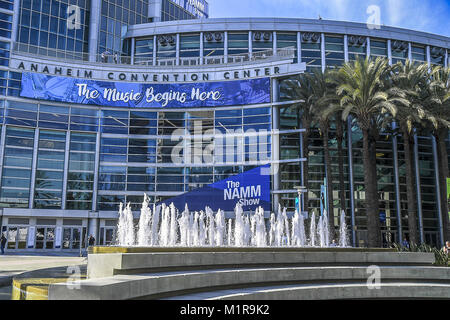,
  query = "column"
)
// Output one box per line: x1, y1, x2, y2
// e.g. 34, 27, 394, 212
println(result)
344, 35, 349, 62
408, 42, 413, 61
11, 0, 20, 43
391, 122, 403, 241
92, 132, 101, 212
153, 37, 157, 66
224, 32, 228, 63
175, 33, 180, 66
199, 32, 204, 64
0, 125, 7, 188
347, 117, 356, 246
387, 40, 392, 65
297, 32, 302, 63
28, 128, 39, 209
248, 31, 253, 59
413, 134, 424, 243
432, 136, 445, 247
62, 131, 71, 210
88, 214, 99, 245
130, 38, 135, 65
272, 78, 280, 211
88, 0, 102, 62
321, 33, 325, 72
272, 31, 277, 56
